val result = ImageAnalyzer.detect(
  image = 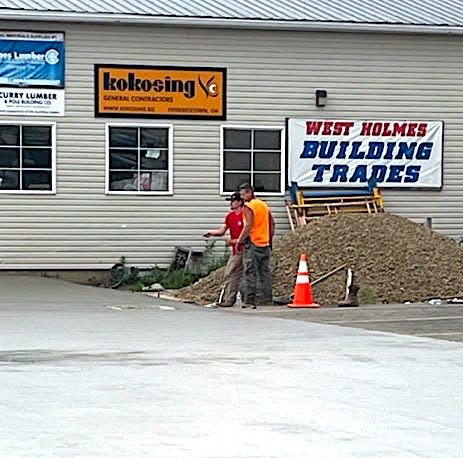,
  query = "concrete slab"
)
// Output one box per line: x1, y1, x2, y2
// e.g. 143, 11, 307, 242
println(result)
0, 275, 462, 457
